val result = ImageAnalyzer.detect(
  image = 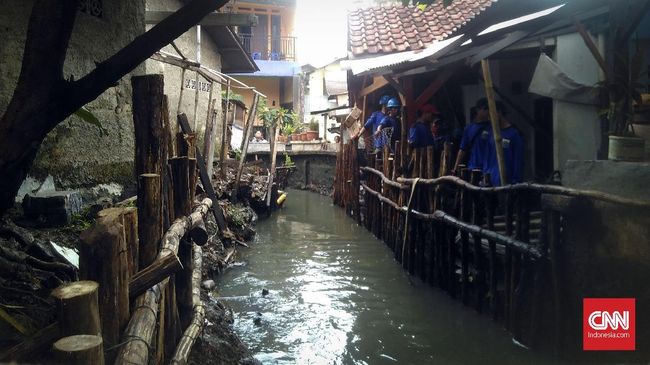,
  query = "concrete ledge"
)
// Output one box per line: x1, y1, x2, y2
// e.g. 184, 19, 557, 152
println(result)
563, 160, 650, 201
